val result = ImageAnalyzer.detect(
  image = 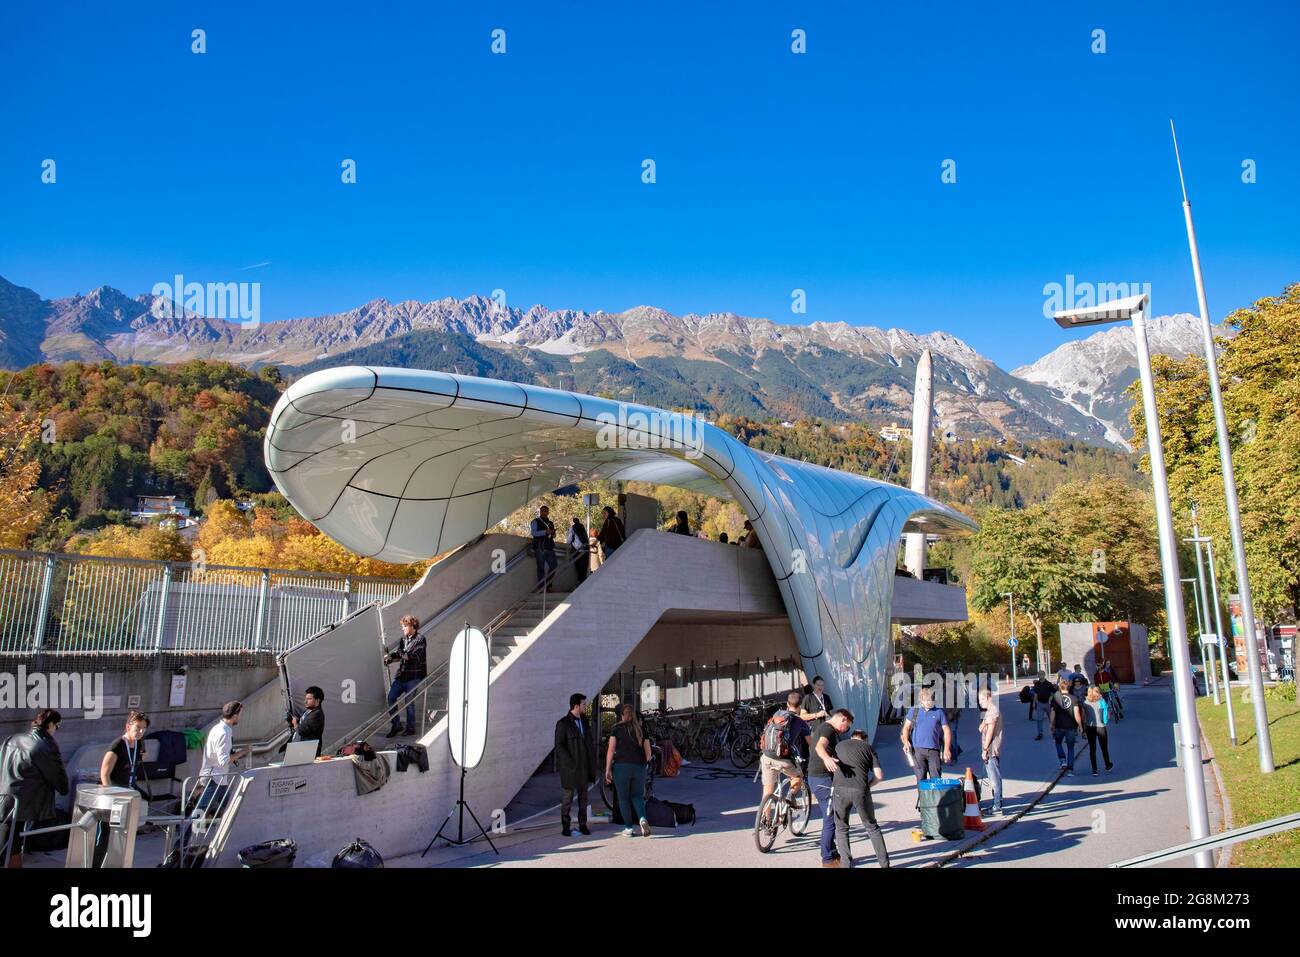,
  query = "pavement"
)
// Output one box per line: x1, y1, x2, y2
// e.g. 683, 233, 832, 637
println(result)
396, 679, 1226, 868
